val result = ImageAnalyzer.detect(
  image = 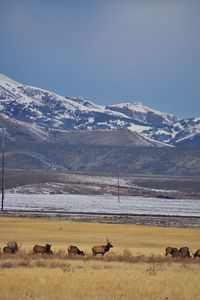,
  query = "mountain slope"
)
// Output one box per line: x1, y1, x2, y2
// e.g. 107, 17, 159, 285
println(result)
4, 141, 200, 176
142, 116, 200, 146
106, 102, 177, 126
48, 129, 169, 147
0, 113, 47, 142
171, 117, 200, 146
